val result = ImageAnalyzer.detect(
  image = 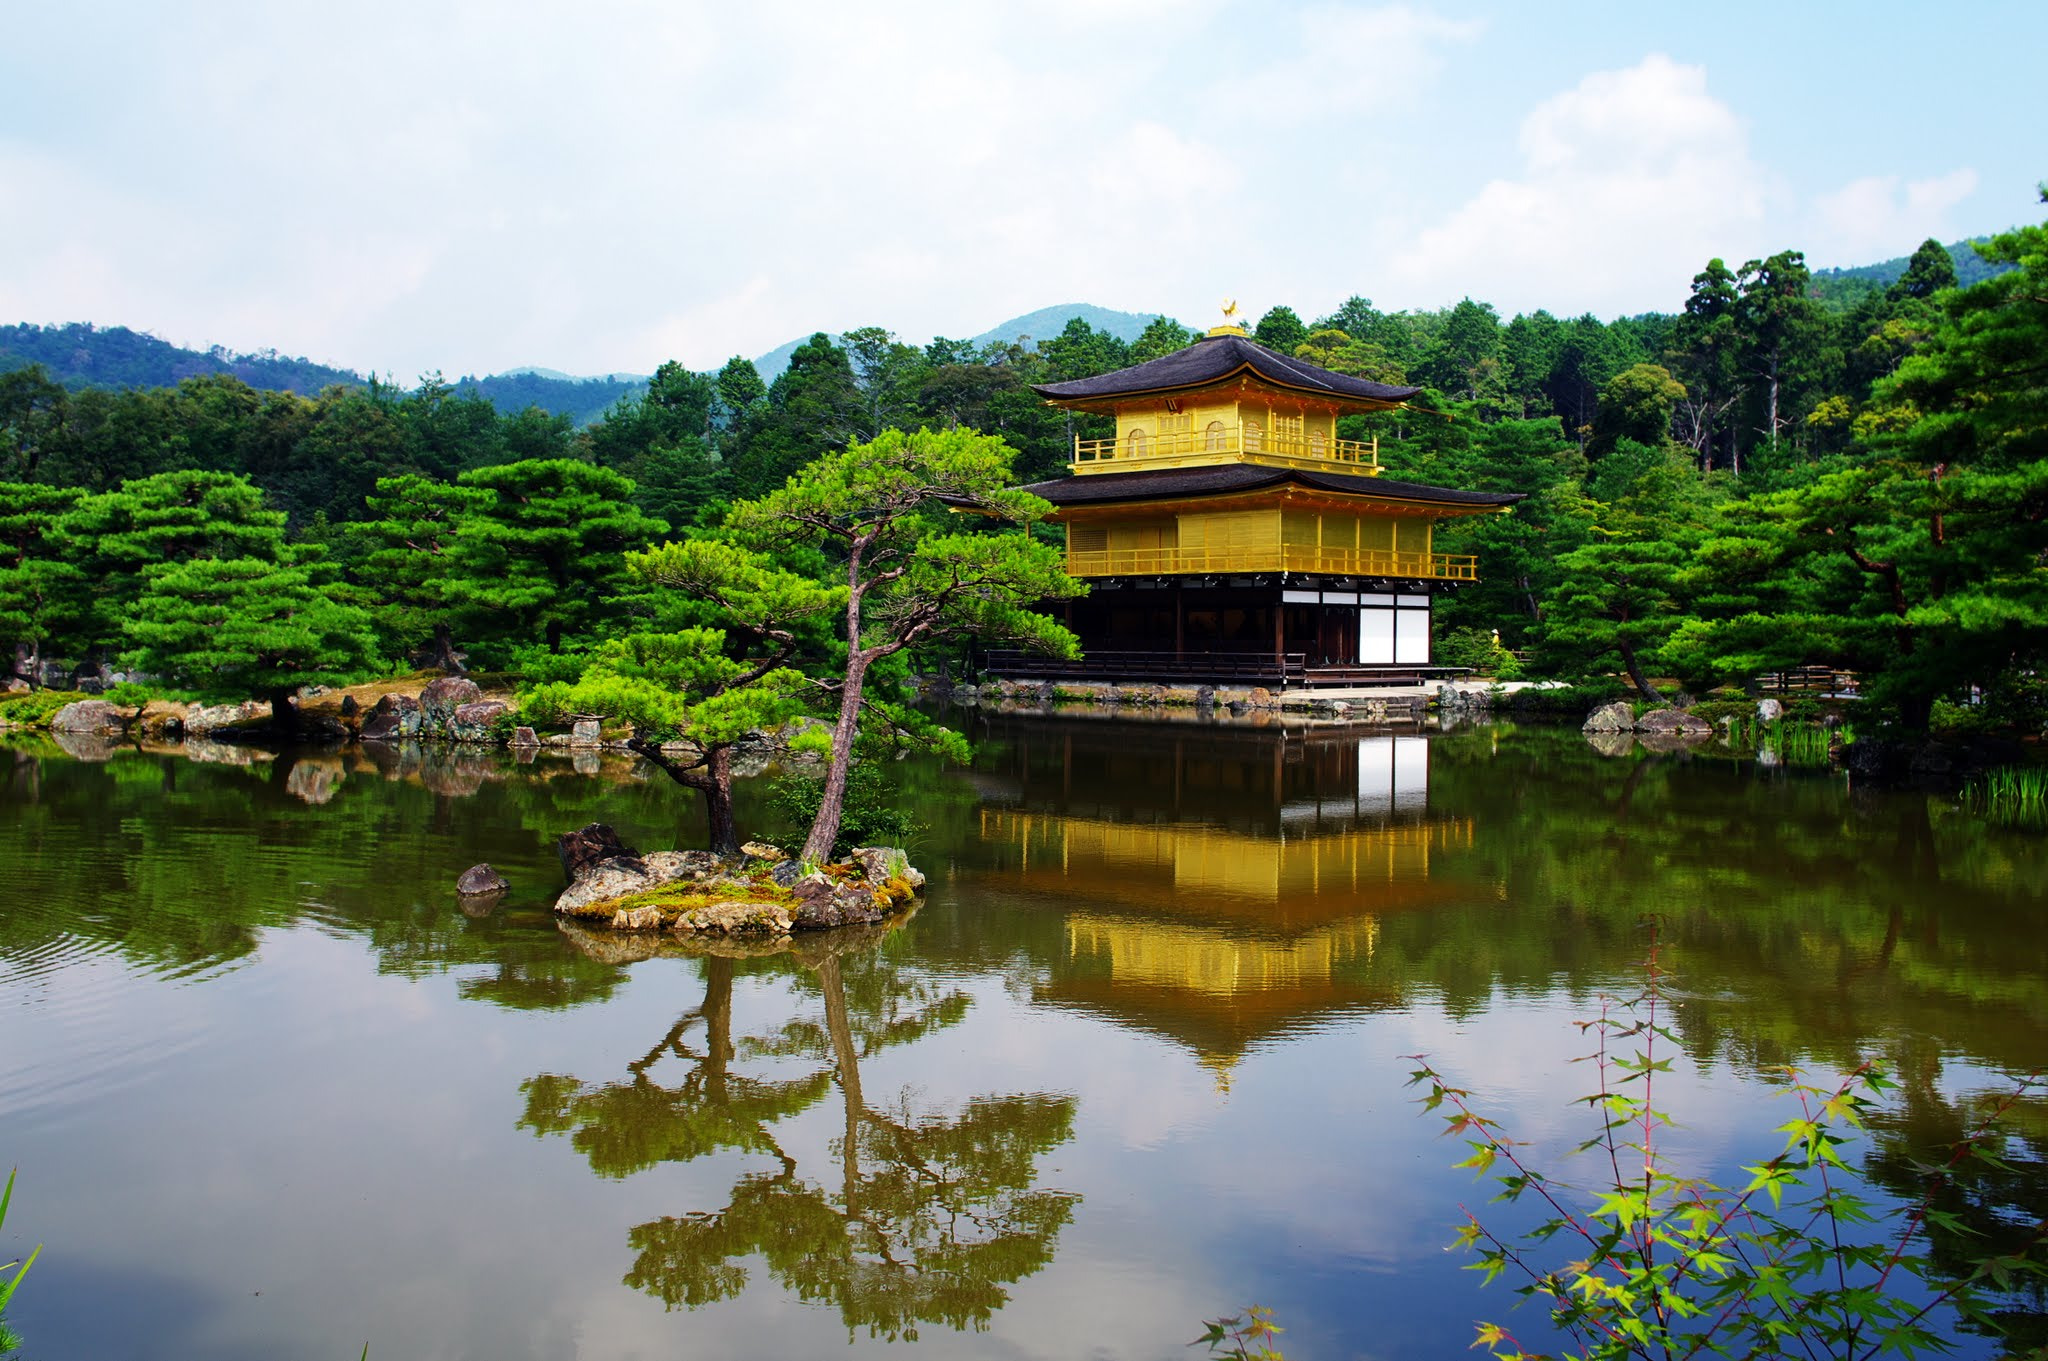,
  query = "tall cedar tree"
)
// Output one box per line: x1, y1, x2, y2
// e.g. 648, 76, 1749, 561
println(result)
0, 365, 67, 479
1541, 442, 1716, 697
